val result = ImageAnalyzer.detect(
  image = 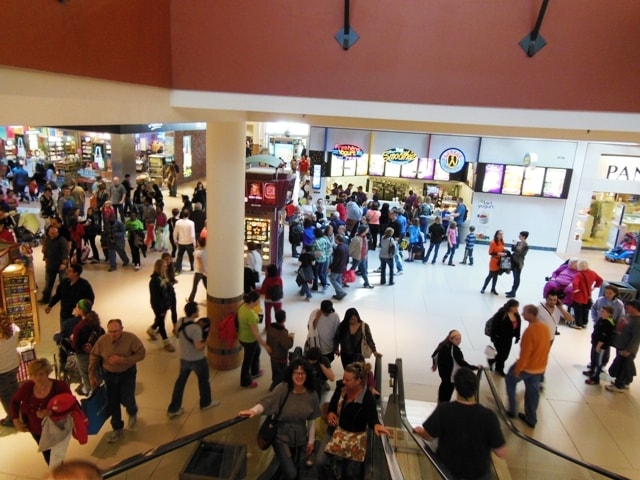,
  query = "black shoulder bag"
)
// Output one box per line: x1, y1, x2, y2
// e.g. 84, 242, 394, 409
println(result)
257, 389, 290, 450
